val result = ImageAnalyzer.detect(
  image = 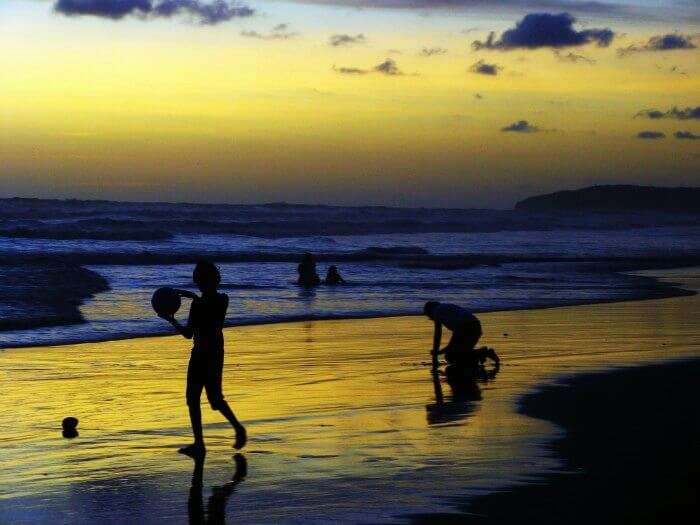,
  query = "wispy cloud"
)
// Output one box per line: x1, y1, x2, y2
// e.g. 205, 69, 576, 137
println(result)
241, 24, 298, 40
635, 107, 700, 120
54, 0, 254, 24
553, 50, 596, 64
334, 58, 407, 76
674, 131, 700, 140
618, 34, 697, 56
472, 12, 614, 50
637, 131, 665, 139
329, 34, 366, 47
420, 47, 447, 57
501, 120, 540, 133
470, 60, 500, 75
